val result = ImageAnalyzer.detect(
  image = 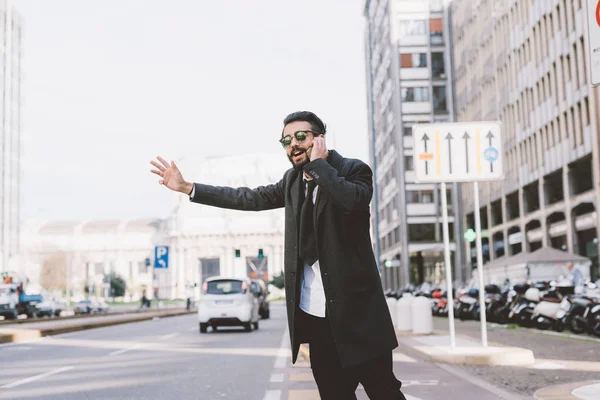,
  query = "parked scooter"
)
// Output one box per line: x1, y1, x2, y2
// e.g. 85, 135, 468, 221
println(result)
456, 288, 479, 320
559, 282, 600, 335
530, 283, 573, 331
510, 285, 543, 327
